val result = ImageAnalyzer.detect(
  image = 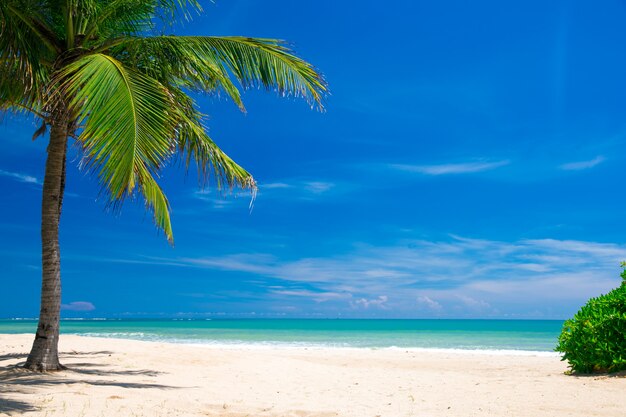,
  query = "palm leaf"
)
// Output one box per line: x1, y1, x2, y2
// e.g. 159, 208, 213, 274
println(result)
117, 35, 245, 110
56, 53, 175, 241
174, 97, 255, 190
0, 1, 56, 112
0, 1, 61, 55
81, 0, 157, 41
0, 58, 46, 118
81, 0, 201, 42
115, 36, 327, 108
158, 0, 202, 21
